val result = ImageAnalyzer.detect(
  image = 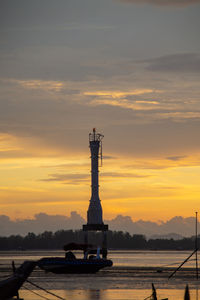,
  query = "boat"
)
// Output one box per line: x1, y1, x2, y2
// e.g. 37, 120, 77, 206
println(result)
0, 260, 36, 300
37, 243, 113, 274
